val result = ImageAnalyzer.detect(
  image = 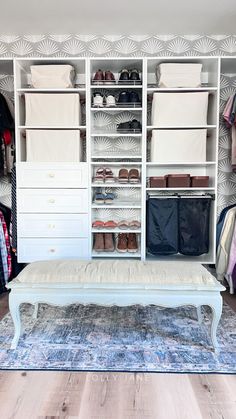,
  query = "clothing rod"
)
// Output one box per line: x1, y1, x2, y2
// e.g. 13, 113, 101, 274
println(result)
147, 195, 178, 199
179, 195, 213, 199
147, 194, 214, 199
